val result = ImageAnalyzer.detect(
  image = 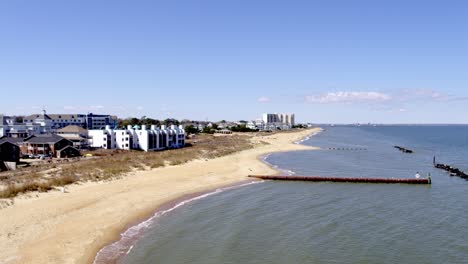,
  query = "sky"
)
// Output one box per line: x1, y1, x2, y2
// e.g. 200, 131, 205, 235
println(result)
1, 0, 467, 123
